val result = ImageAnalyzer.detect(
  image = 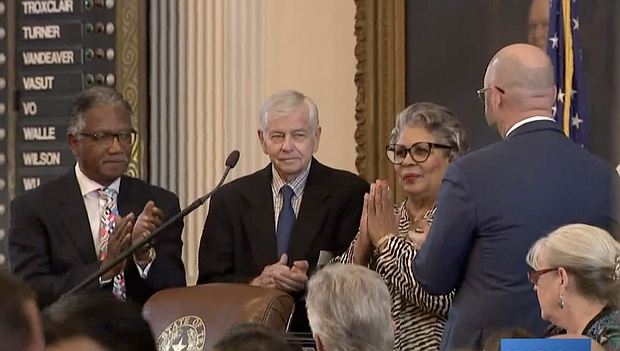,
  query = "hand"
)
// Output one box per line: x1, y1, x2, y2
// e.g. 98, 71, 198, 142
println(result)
353, 194, 374, 265
274, 259, 309, 292
101, 213, 135, 281
409, 219, 431, 249
132, 201, 164, 261
367, 180, 399, 245
359, 193, 372, 247
250, 254, 290, 289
